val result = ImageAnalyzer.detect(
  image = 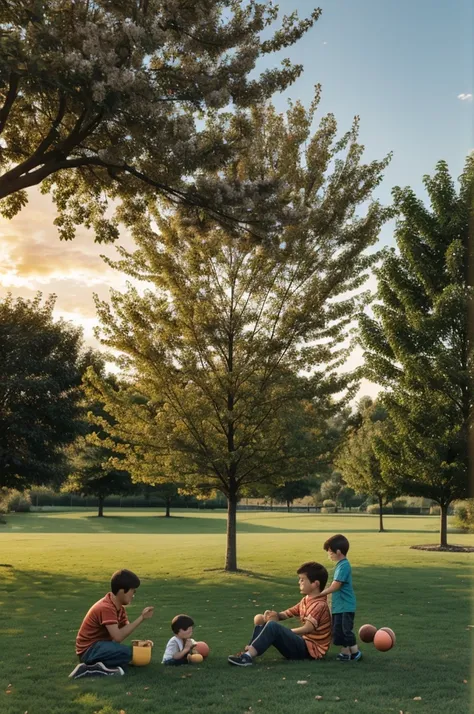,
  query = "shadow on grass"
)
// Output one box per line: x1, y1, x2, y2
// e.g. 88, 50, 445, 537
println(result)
1, 511, 444, 536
